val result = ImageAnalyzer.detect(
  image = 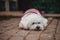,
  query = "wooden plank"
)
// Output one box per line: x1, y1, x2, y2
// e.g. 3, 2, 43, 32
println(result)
0, 18, 20, 26
9, 36, 24, 40
0, 19, 16, 34
9, 30, 30, 40
0, 18, 21, 40
0, 26, 19, 40
55, 19, 60, 40
0, 11, 24, 16
25, 31, 42, 40
40, 19, 58, 40
44, 14, 60, 17
0, 18, 20, 34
